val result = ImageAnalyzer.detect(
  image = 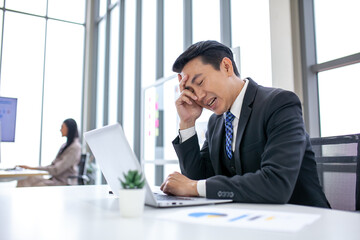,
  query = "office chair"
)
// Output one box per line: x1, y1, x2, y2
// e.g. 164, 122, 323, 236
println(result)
68, 153, 90, 185
310, 133, 360, 211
